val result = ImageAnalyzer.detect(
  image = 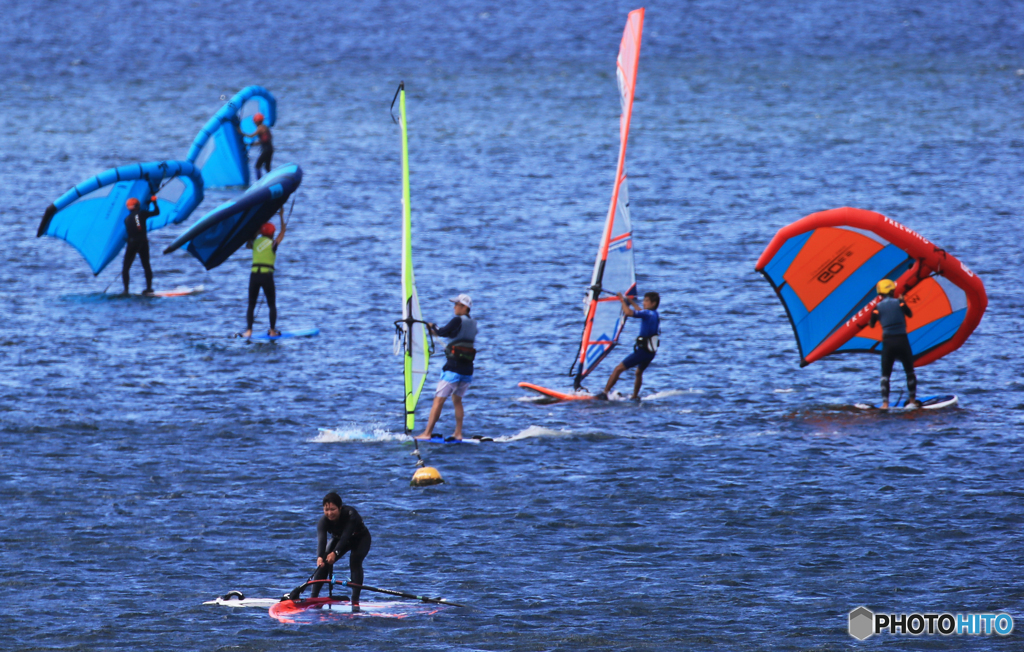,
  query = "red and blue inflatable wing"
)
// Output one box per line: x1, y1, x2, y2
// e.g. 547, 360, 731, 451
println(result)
755, 207, 986, 368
